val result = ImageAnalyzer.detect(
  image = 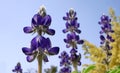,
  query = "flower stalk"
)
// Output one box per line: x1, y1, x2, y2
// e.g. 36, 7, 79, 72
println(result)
37, 55, 43, 73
